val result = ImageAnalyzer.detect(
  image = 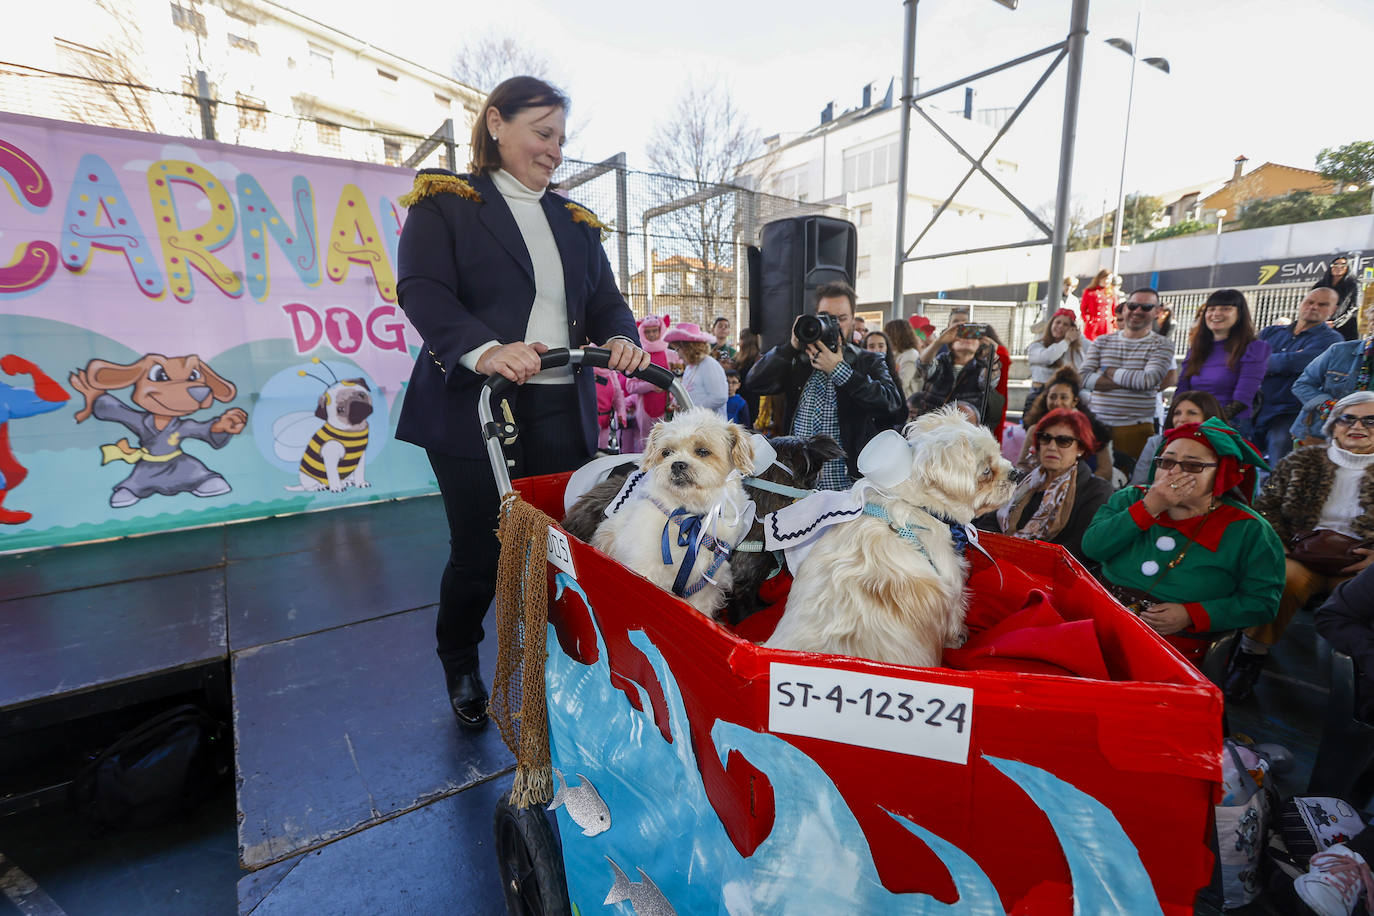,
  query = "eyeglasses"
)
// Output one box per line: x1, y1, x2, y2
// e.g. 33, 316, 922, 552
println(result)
1036, 433, 1081, 448
1153, 456, 1218, 474
1206, 305, 1238, 312
1124, 302, 1156, 311
1334, 414, 1374, 428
